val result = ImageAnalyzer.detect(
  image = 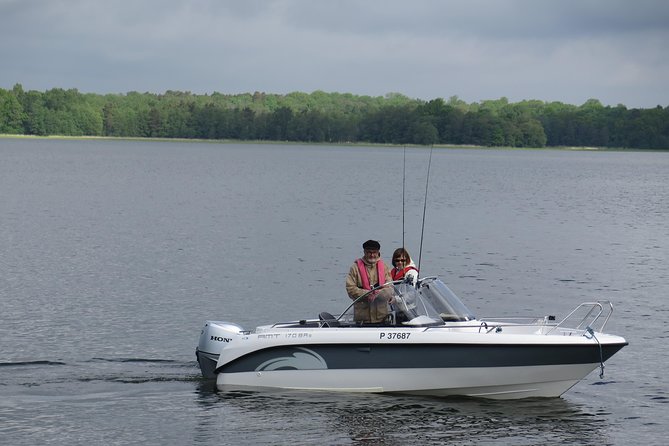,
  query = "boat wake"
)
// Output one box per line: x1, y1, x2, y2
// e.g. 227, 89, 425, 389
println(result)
0, 360, 67, 367
0, 357, 203, 389
90, 357, 181, 364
